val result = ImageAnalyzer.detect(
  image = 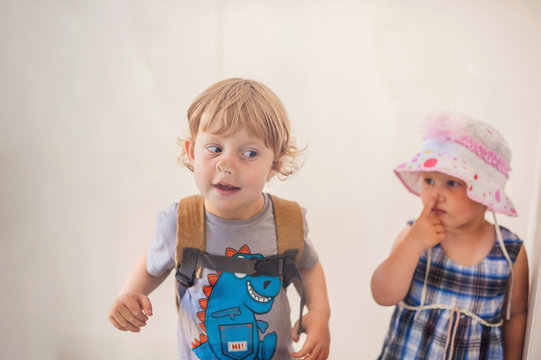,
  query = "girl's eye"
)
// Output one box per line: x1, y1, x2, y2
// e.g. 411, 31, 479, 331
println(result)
242, 150, 258, 158
447, 180, 461, 187
424, 178, 434, 185
207, 146, 222, 154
